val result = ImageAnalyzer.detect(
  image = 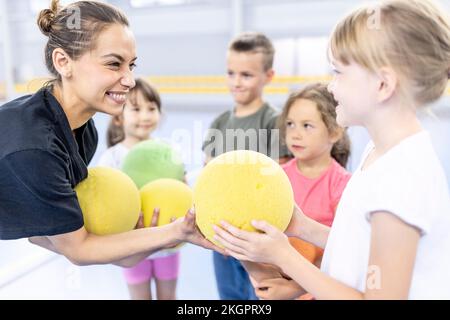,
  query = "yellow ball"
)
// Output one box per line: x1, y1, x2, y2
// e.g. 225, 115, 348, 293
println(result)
140, 178, 193, 227
194, 150, 294, 246
75, 167, 141, 235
